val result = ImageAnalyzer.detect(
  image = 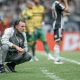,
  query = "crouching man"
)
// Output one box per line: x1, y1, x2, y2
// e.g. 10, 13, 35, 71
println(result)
0, 19, 31, 73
